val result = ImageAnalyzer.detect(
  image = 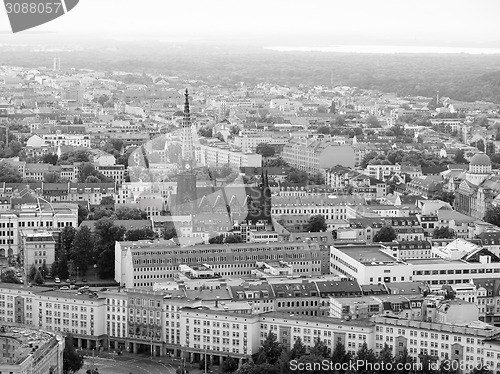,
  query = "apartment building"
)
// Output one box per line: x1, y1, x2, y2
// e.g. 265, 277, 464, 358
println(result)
364, 164, 401, 182
198, 141, 262, 168
259, 312, 373, 357
0, 324, 64, 374
115, 240, 323, 288
232, 131, 289, 153
282, 138, 356, 174
0, 284, 107, 350
20, 231, 56, 275
331, 244, 500, 286
272, 195, 364, 221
